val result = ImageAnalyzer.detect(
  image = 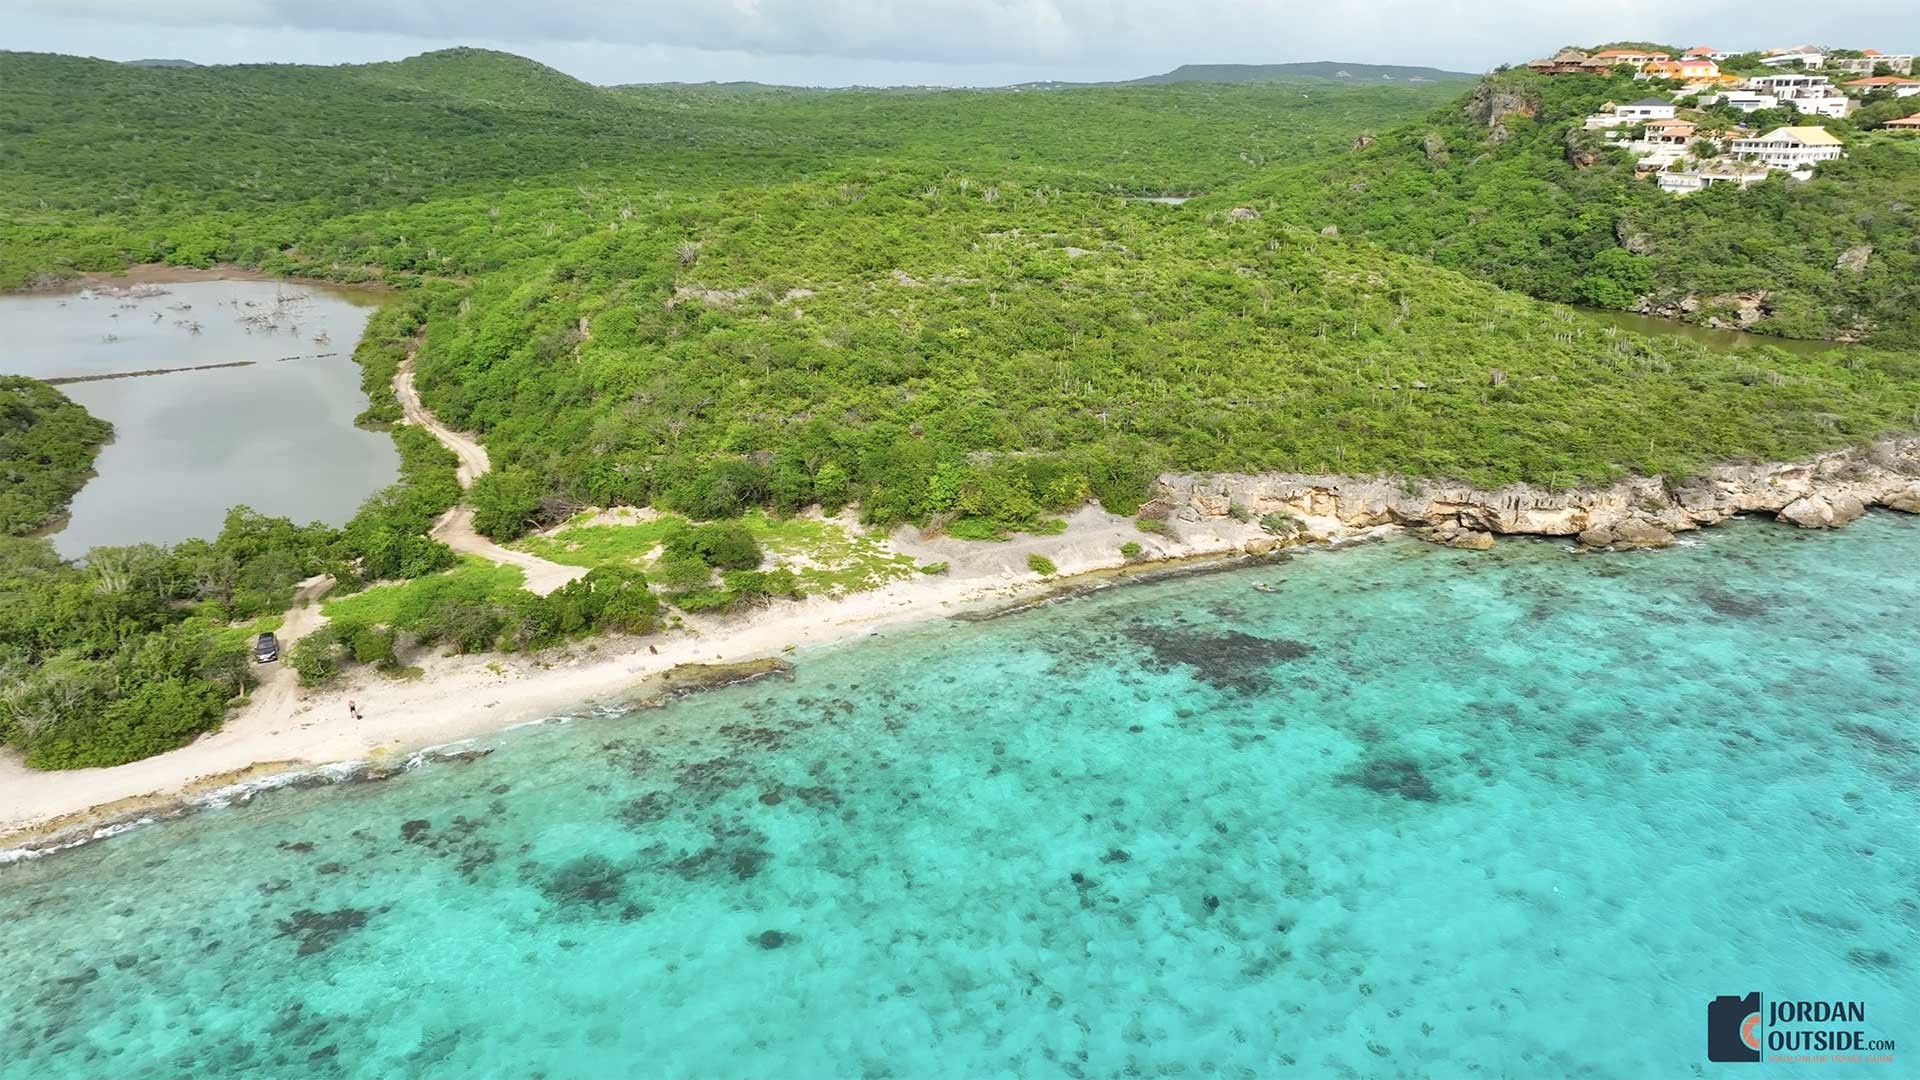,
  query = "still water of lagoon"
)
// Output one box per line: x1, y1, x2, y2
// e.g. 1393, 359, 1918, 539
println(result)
0, 280, 397, 557
1574, 307, 1846, 357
